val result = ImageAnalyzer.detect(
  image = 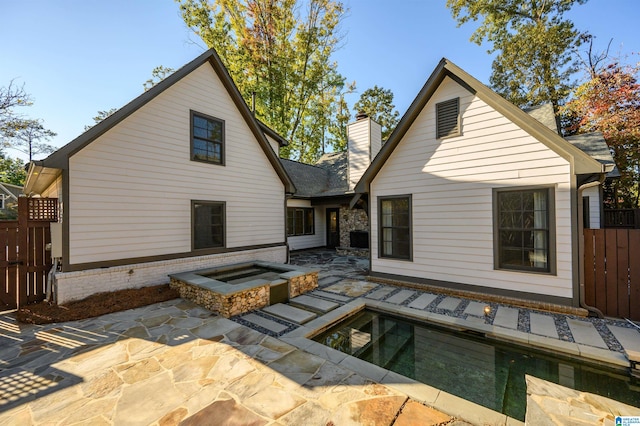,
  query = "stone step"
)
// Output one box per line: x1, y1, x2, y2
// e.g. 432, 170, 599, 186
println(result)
262, 304, 317, 325
463, 301, 488, 317
493, 306, 519, 330
566, 319, 607, 349
289, 295, 339, 314
407, 293, 437, 310
436, 297, 462, 312
385, 290, 416, 305
529, 313, 559, 339
311, 290, 351, 303
364, 286, 396, 301
241, 313, 289, 333
608, 325, 640, 353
